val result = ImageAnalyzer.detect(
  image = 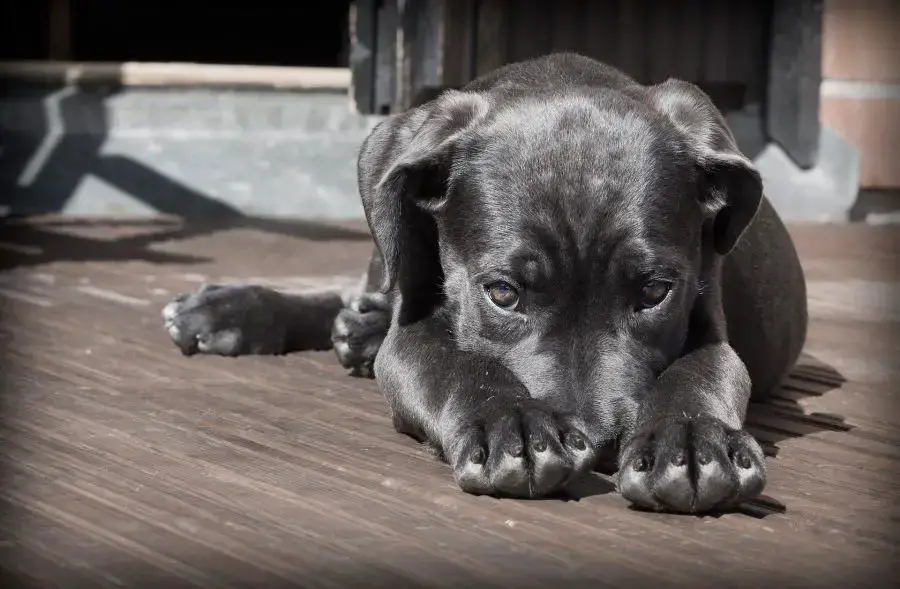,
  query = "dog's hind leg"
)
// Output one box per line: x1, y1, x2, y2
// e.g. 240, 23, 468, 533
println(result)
331, 248, 393, 377
162, 283, 346, 356
163, 282, 354, 357
162, 248, 388, 359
